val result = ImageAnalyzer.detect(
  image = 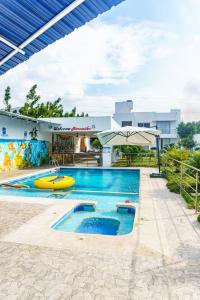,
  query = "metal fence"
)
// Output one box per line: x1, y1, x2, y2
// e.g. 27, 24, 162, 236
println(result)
162, 157, 200, 212
51, 152, 102, 167
113, 152, 157, 167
